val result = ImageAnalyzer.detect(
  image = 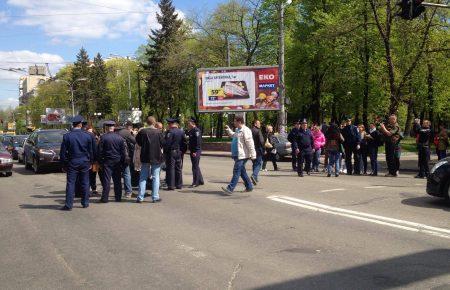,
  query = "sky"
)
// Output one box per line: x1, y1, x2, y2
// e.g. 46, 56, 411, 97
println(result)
0, 0, 223, 109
